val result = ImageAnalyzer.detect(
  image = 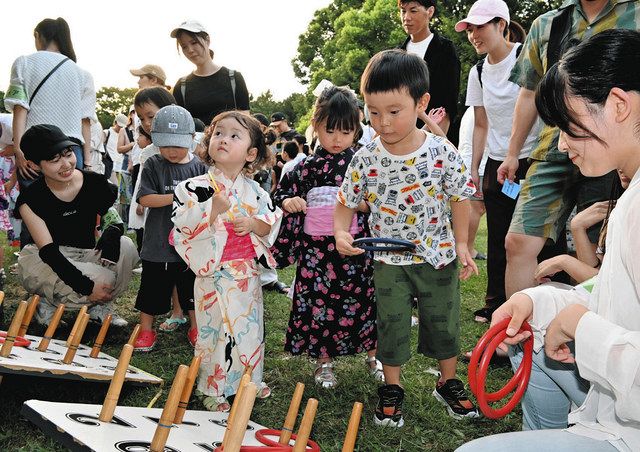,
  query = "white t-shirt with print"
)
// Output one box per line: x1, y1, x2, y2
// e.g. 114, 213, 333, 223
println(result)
465, 44, 541, 161
405, 34, 434, 59
338, 131, 476, 268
